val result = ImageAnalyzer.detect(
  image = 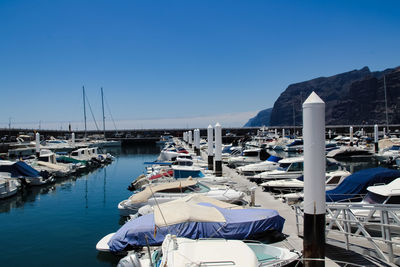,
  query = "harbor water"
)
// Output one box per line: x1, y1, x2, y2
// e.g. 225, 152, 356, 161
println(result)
0, 144, 160, 267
